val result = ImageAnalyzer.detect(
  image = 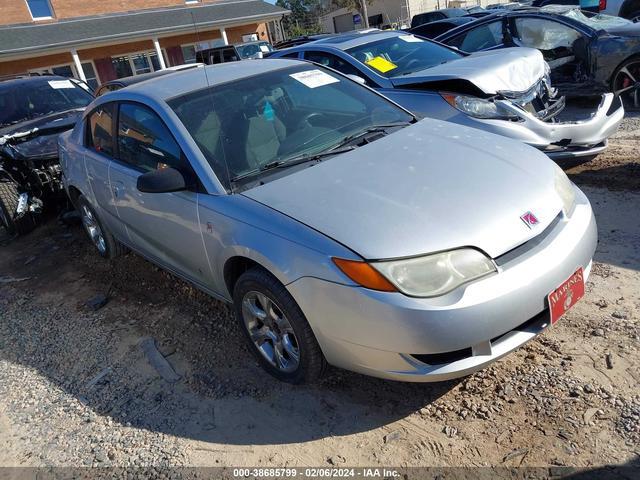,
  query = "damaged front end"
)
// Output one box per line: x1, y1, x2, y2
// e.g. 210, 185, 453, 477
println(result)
437, 65, 623, 161
0, 128, 66, 234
